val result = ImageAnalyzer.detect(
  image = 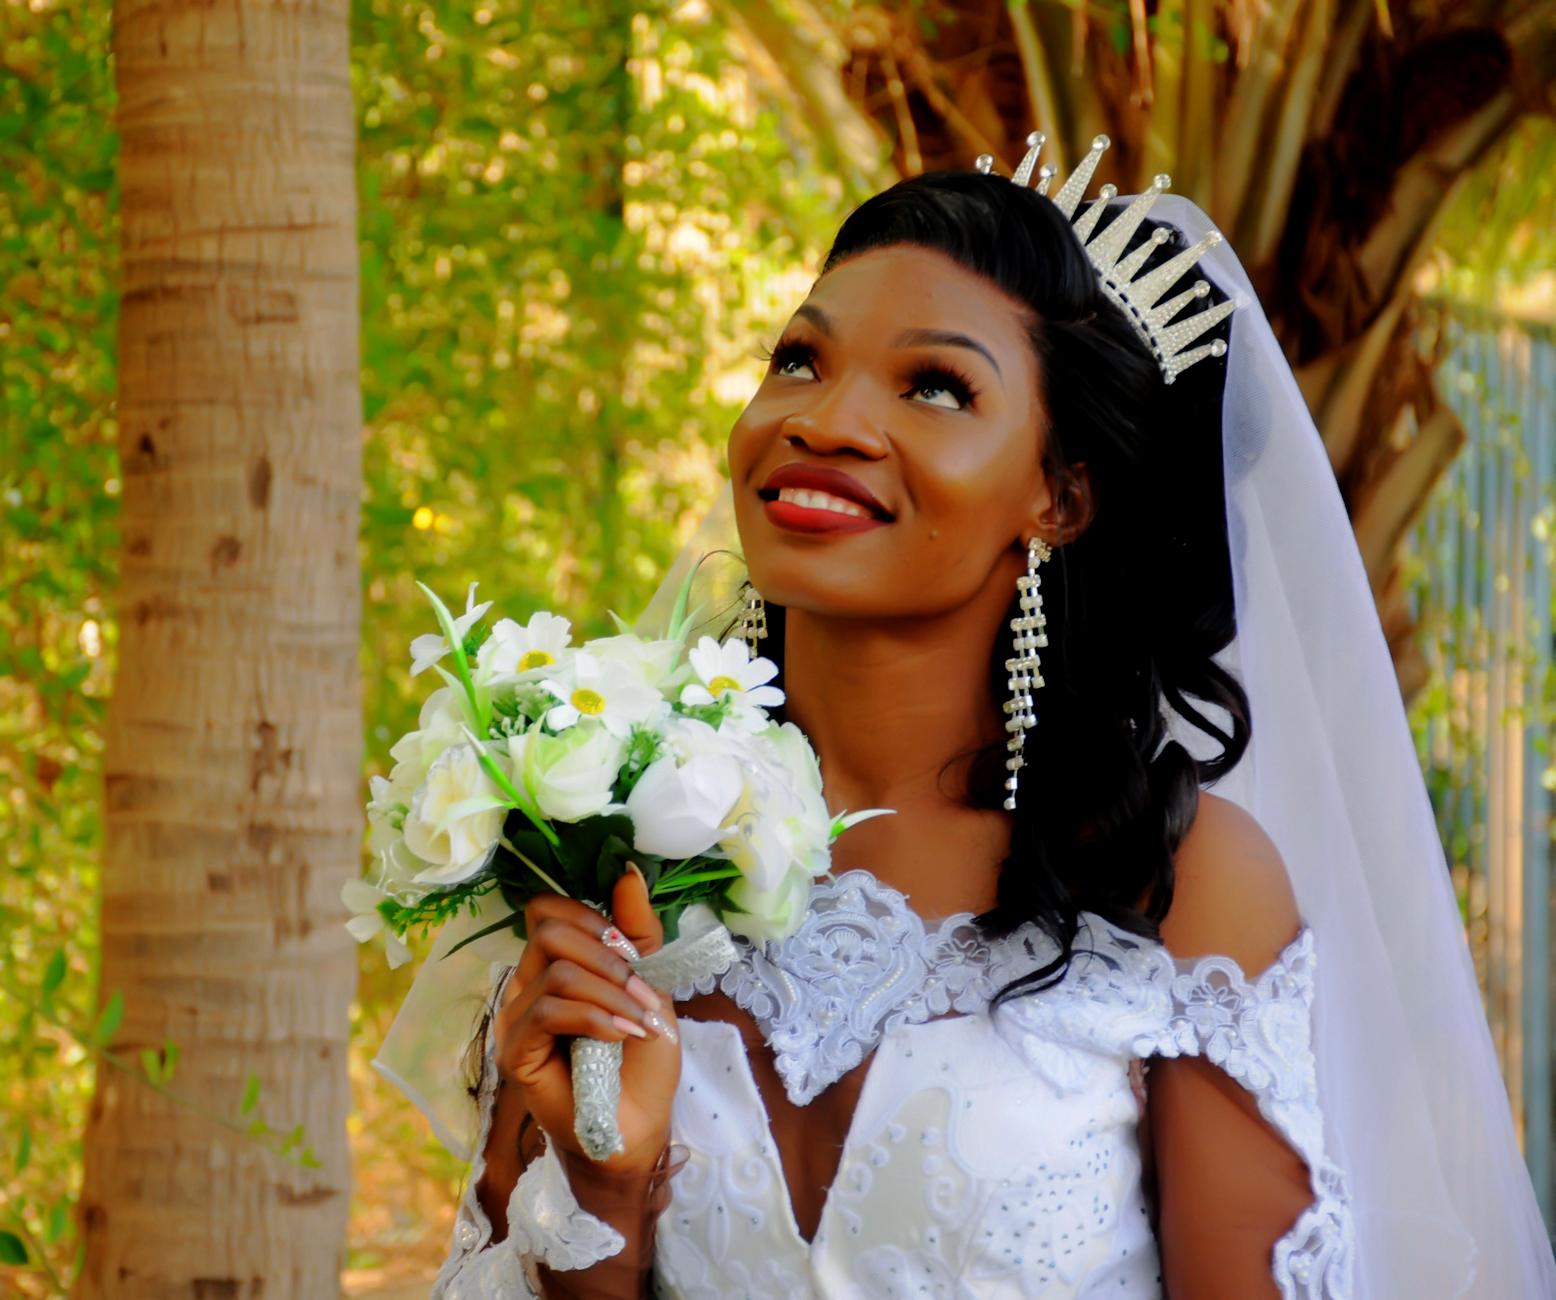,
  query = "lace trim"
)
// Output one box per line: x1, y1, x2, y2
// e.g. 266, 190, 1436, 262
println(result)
677, 869, 1353, 1300
1149, 930, 1355, 1300
633, 903, 739, 995
678, 870, 1055, 1105
510, 1146, 628, 1270
433, 964, 625, 1300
